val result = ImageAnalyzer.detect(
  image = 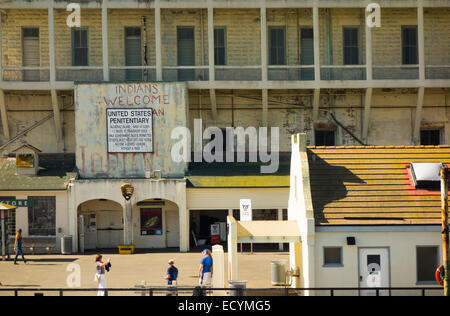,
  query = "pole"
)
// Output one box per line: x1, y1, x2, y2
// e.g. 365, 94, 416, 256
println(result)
1, 211, 5, 261
440, 167, 449, 296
